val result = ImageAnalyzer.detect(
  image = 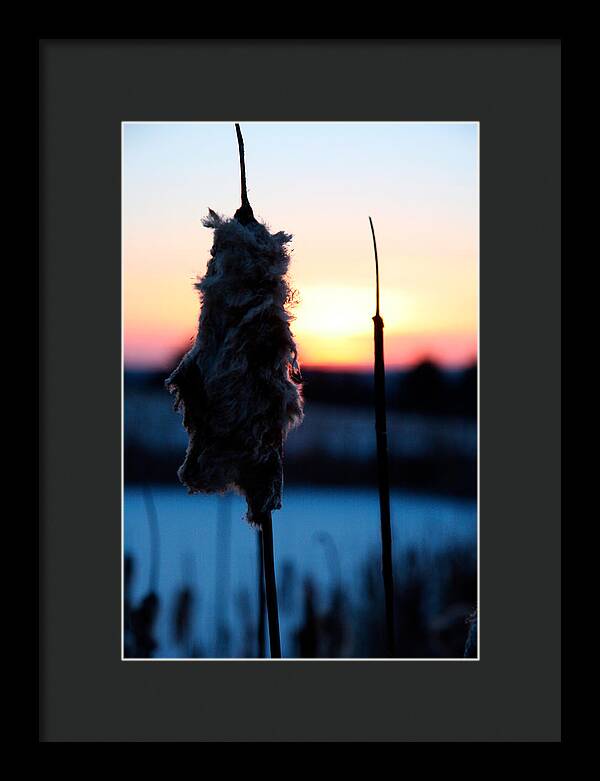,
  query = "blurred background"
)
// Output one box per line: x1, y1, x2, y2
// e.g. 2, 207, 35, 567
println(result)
123, 122, 478, 659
